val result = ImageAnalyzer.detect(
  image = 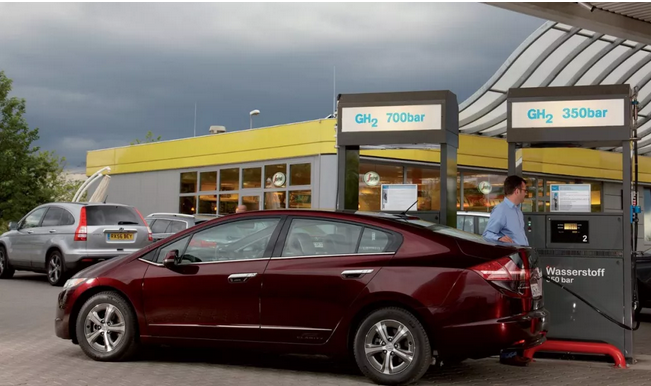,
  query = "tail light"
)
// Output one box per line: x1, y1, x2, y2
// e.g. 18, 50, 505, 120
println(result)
74, 207, 87, 241
471, 252, 531, 297
135, 208, 153, 242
